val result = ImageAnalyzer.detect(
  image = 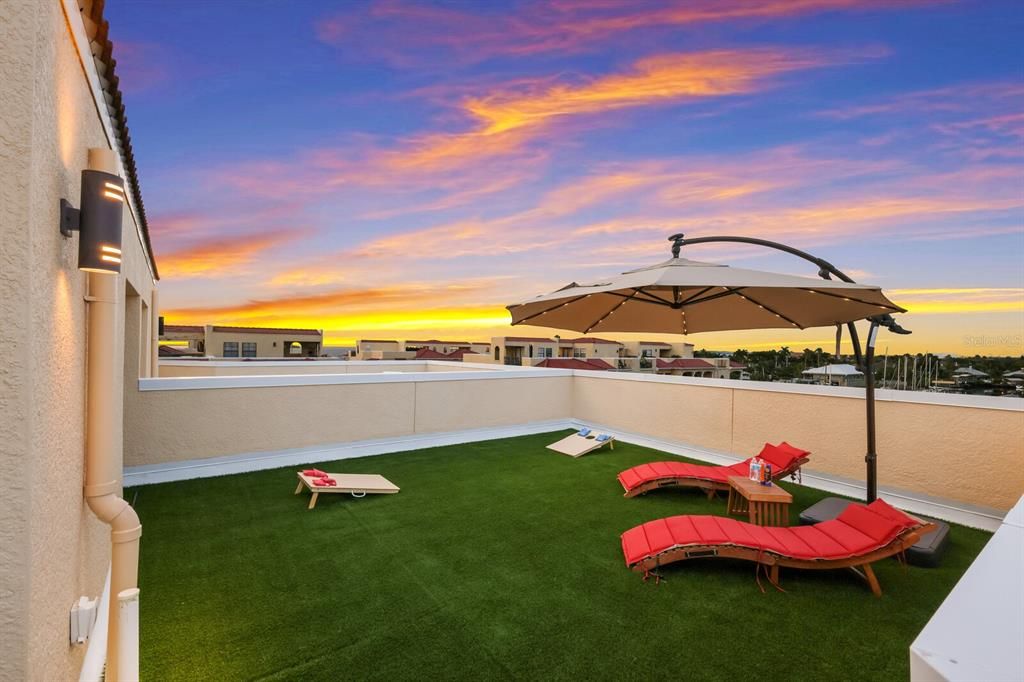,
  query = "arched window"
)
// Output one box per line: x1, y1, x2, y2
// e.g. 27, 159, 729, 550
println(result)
288, 341, 301, 355
494, 347, 500, 361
